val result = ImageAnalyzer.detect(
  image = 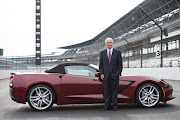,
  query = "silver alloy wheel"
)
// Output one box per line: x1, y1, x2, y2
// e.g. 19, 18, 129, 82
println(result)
29, 86, 53, 110
138, 85, 160, 107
